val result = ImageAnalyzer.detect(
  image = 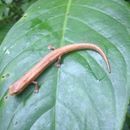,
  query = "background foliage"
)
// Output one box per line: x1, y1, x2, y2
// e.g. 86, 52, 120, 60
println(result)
0, 0, 37, 44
